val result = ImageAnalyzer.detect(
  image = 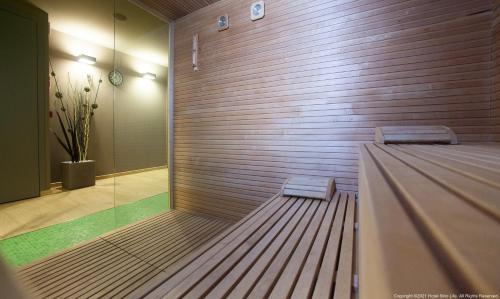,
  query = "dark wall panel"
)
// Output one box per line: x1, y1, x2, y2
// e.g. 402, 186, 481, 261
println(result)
173, 0, 494, 220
